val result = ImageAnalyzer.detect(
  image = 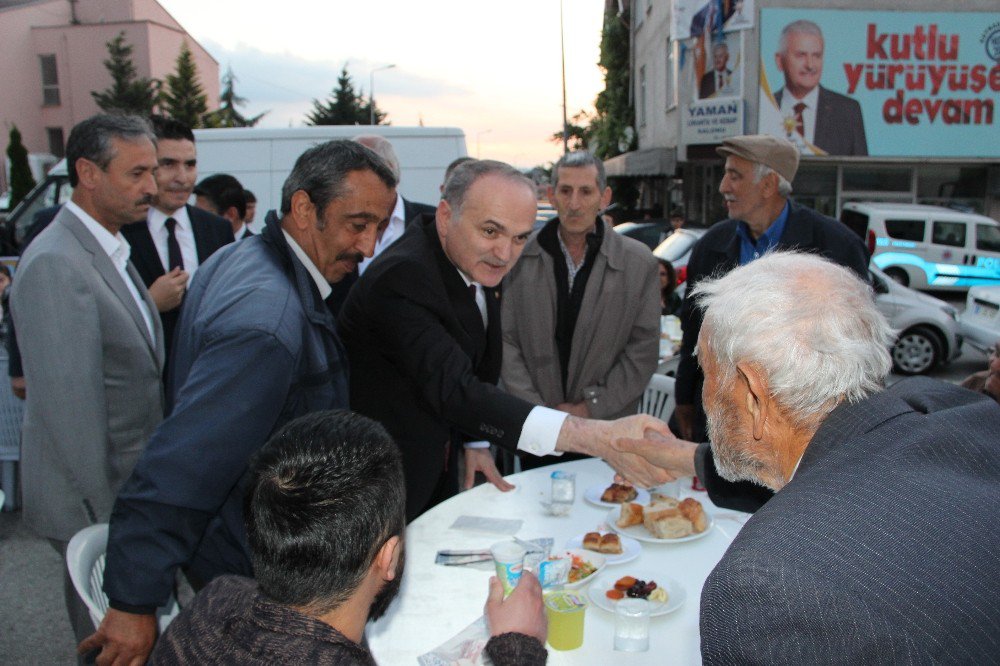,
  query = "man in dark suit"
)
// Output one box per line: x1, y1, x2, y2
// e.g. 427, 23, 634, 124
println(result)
340, 159, 672, 520
774, 19, 867, 156
618, 251, 1000, 663
699, 42, 732, 99
673, 135, 869, 445
193, 173, 250, 239
121, 118, 234, 371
